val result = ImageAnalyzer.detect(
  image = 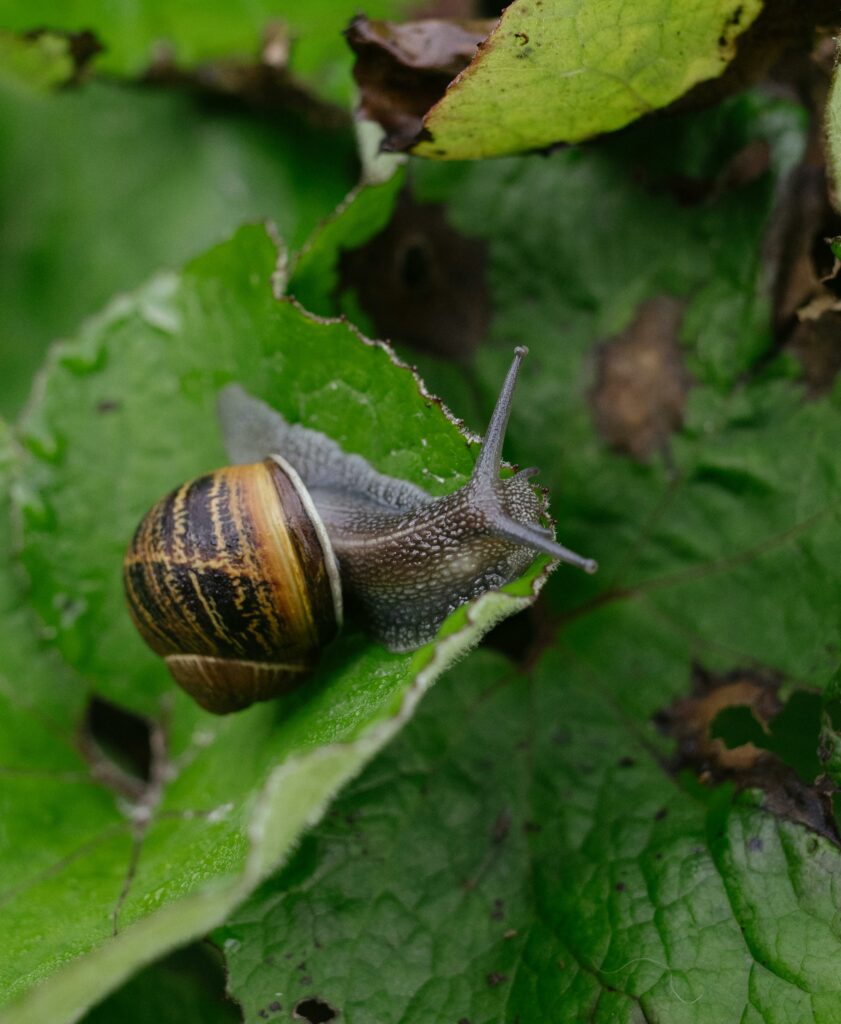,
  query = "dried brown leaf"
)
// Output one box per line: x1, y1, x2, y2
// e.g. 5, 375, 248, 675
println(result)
657, 666, 839, 843
346, 15, 492, 151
